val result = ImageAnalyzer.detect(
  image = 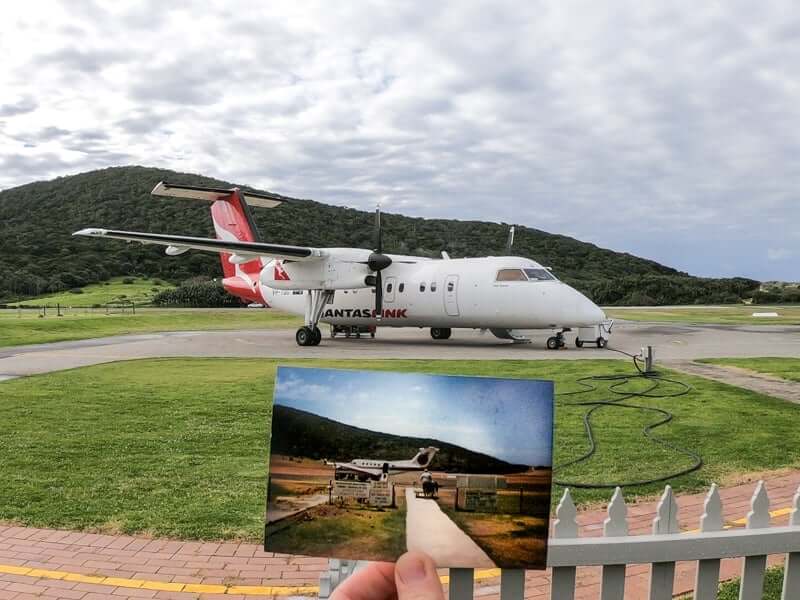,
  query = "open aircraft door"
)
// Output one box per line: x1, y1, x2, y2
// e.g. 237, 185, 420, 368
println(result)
444, 274, 460, 316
